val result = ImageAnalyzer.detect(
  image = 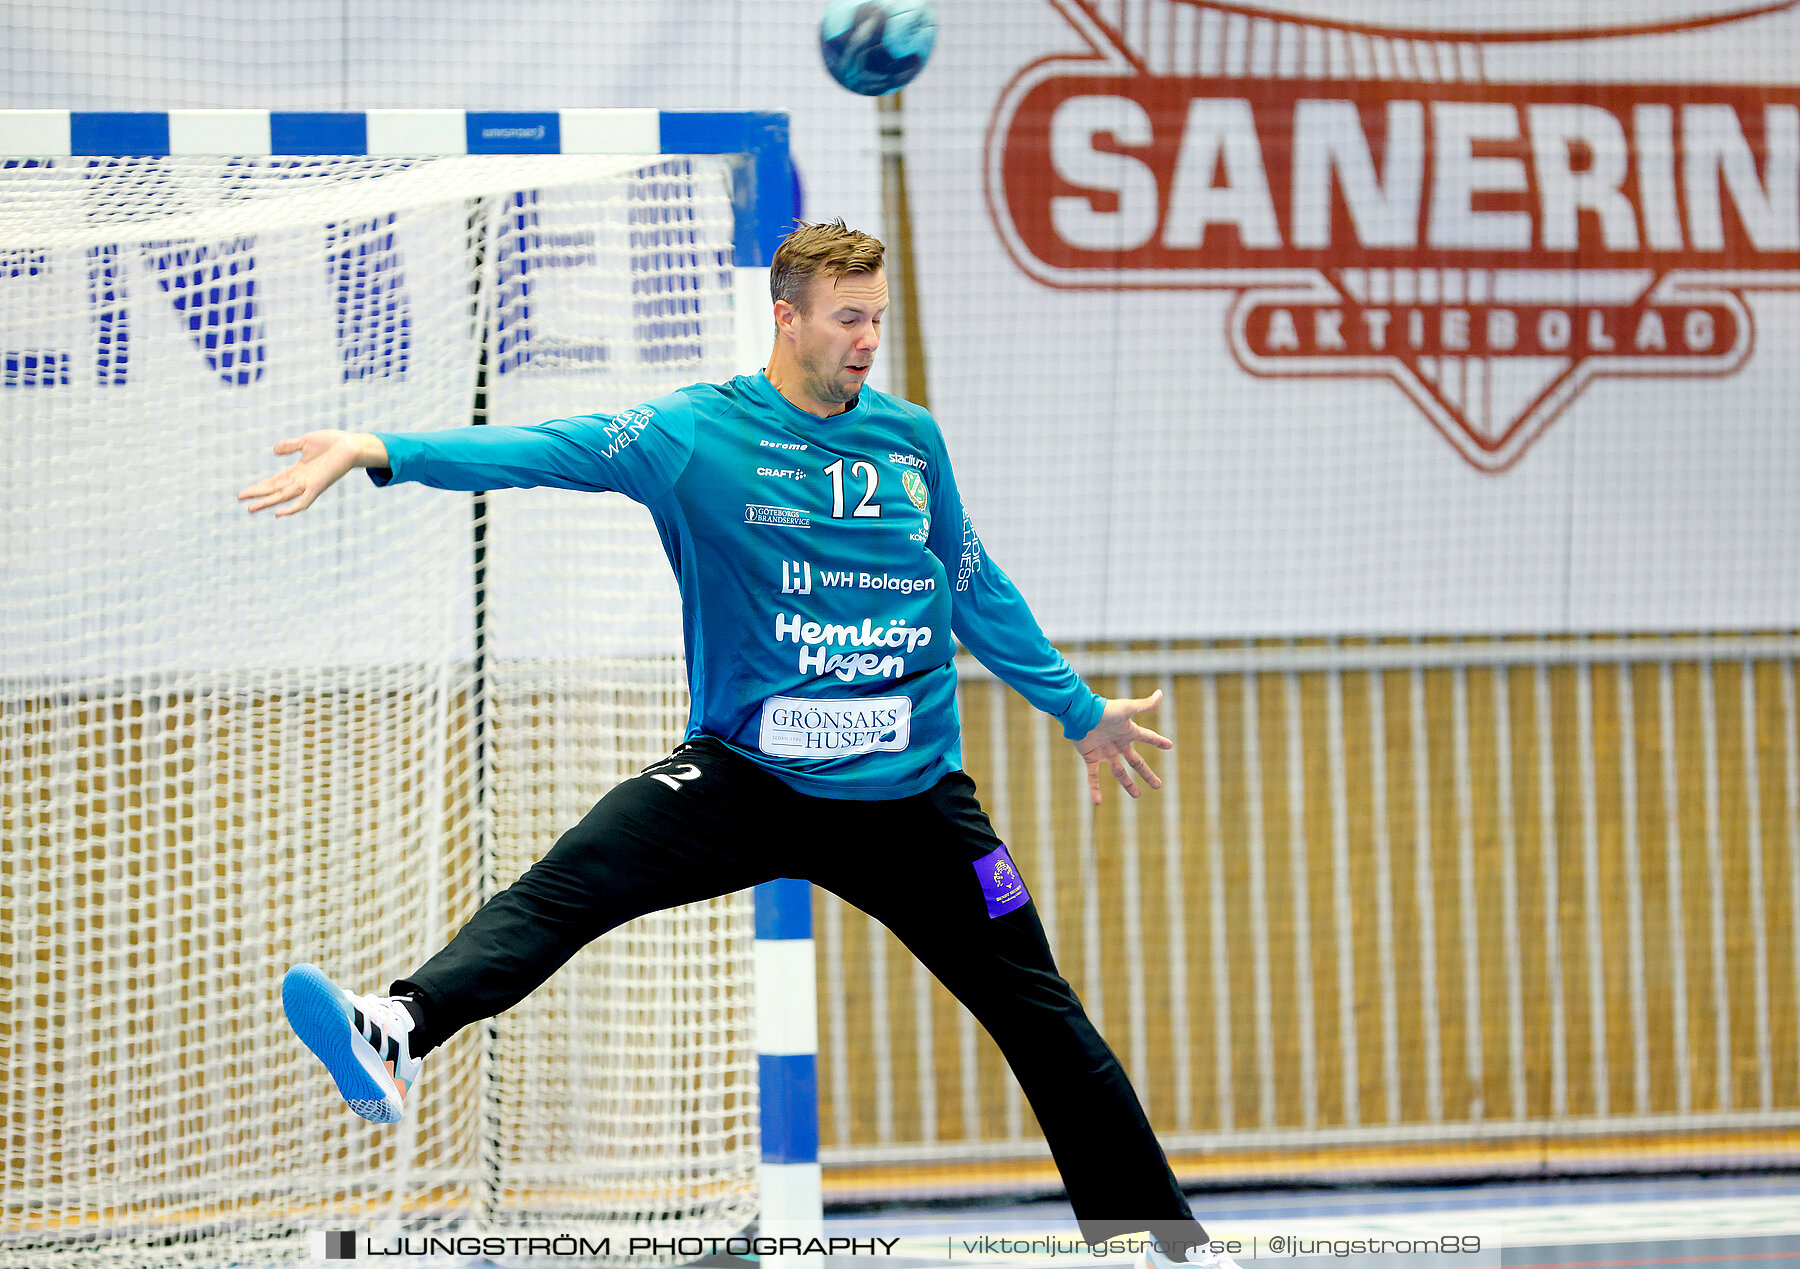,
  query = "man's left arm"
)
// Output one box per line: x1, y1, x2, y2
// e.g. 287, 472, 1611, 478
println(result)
924, 438, 1171, 805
